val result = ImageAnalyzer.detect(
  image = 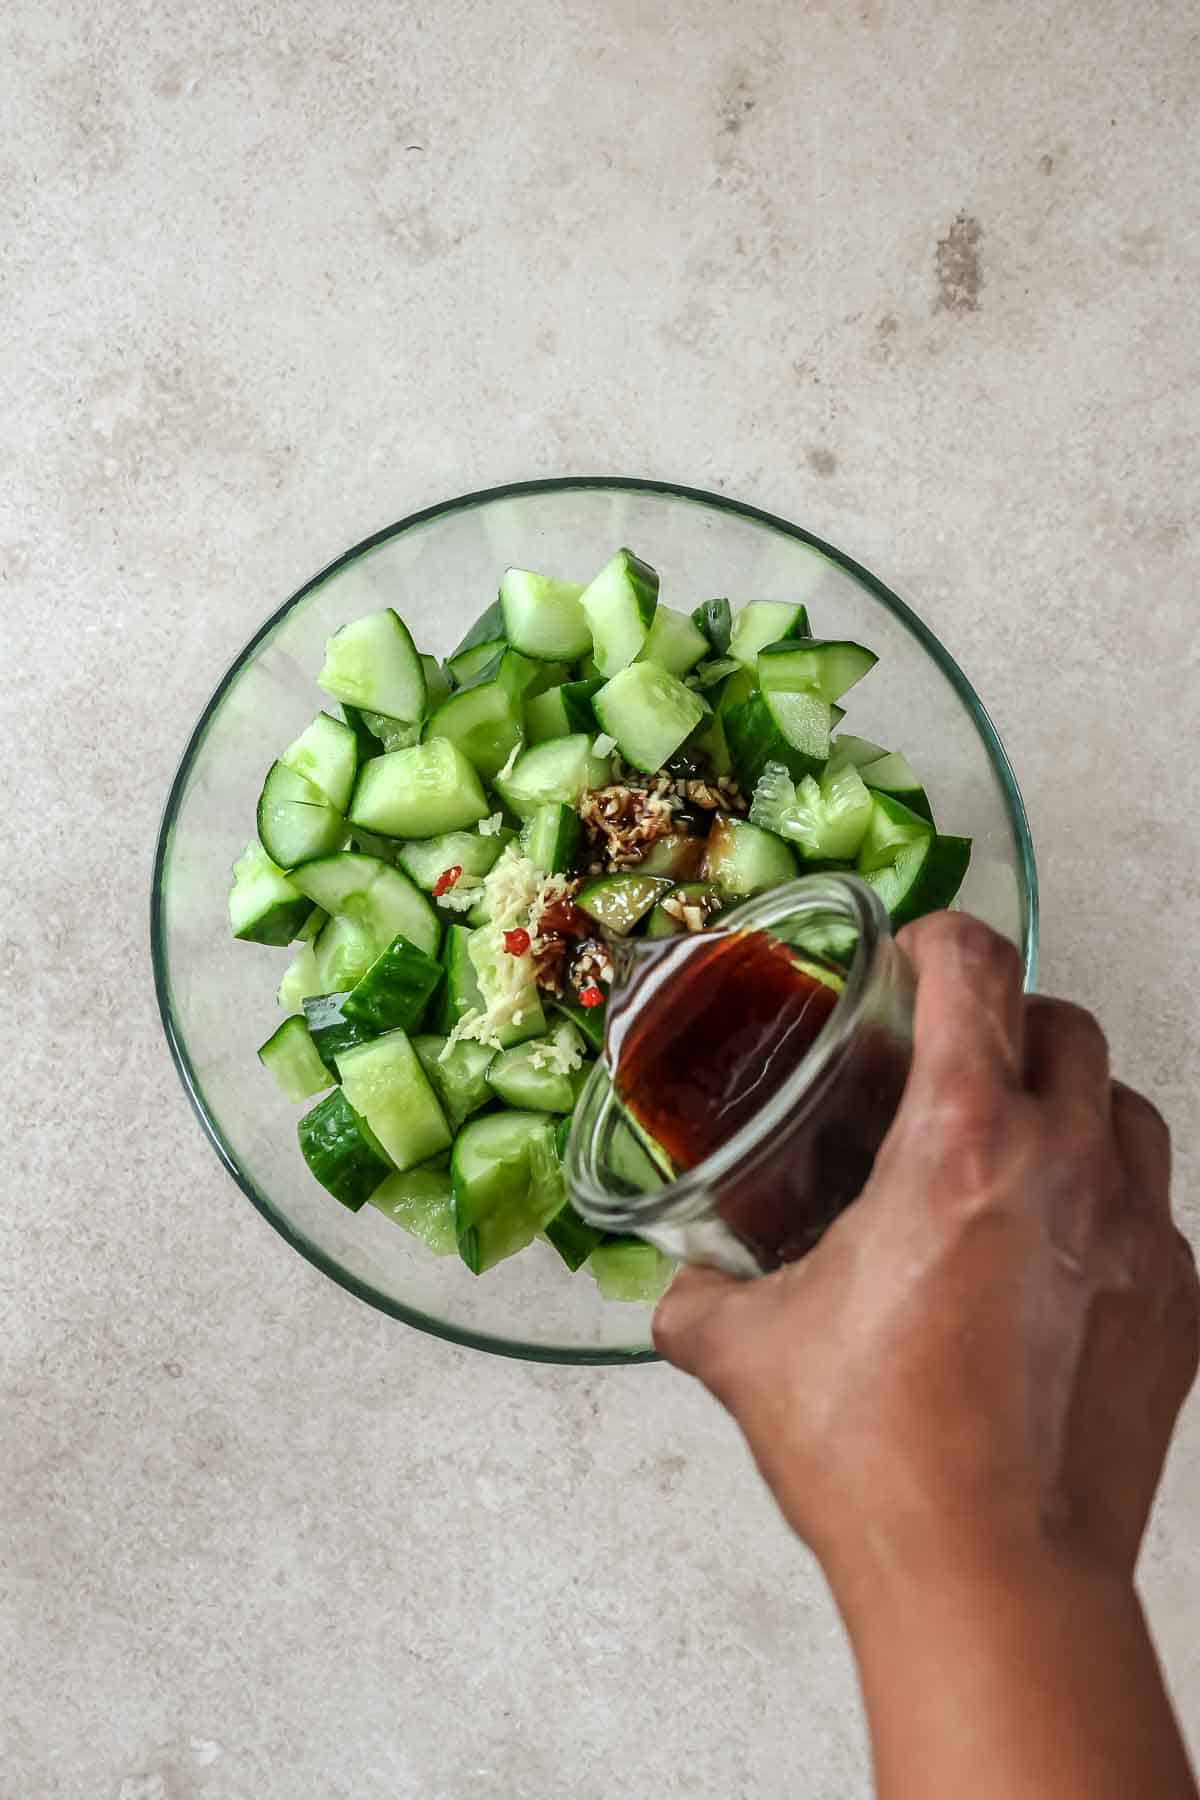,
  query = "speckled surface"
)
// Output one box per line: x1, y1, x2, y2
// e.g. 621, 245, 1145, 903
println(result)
3, 2, 1198, 1794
